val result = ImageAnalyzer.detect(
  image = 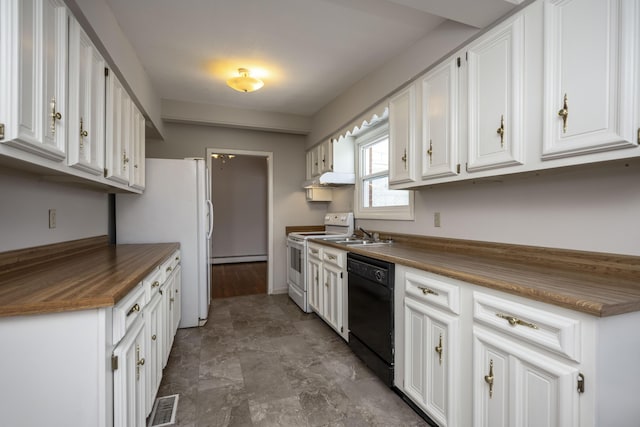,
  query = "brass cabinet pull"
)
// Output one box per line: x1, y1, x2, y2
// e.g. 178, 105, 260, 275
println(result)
170, 297, 175, 303
558, 93, 569, 133
166, 266, 173, 272
418, 286, 439, 296
434, 333, 443, 365
496, 115, 505, 147
151, 334, 157, 341
151, 281, 160, 288
496, 313, 538, 329
401, 149, 408, 169
122, 151, 130, 164
50, 98, 62, 134
136, 345, 145, 380
310, 249, 319, 255
175, 256, 180, 261
127, 303, 140, 316
426, 140, 433, 164
325, 282, 328, 287
484, 359, 494, 398
80, 117, 88, 138
327, 254, 337, 260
